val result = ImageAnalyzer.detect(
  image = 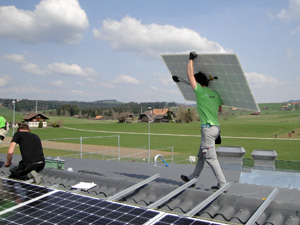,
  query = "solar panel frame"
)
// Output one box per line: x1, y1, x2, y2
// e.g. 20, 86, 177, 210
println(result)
152, 213, 225, 225
161, 53, 260, 112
